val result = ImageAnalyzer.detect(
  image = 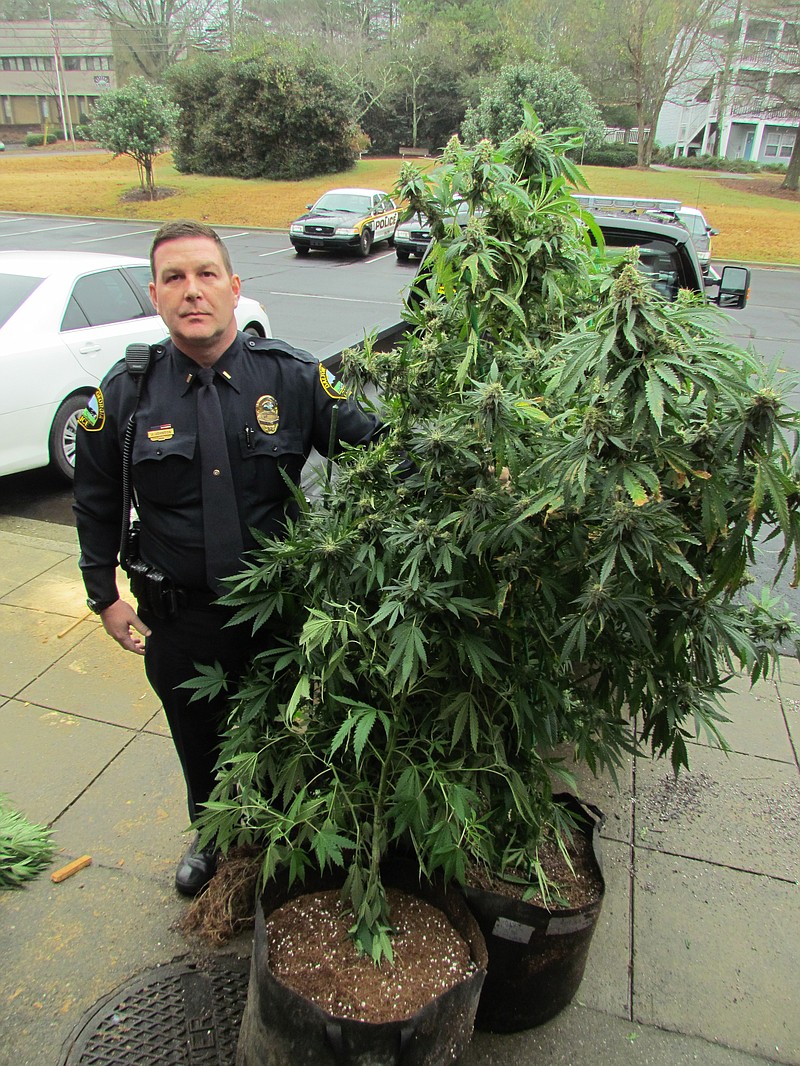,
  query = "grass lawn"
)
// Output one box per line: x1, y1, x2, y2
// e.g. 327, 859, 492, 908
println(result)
1, 147, 798, 265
